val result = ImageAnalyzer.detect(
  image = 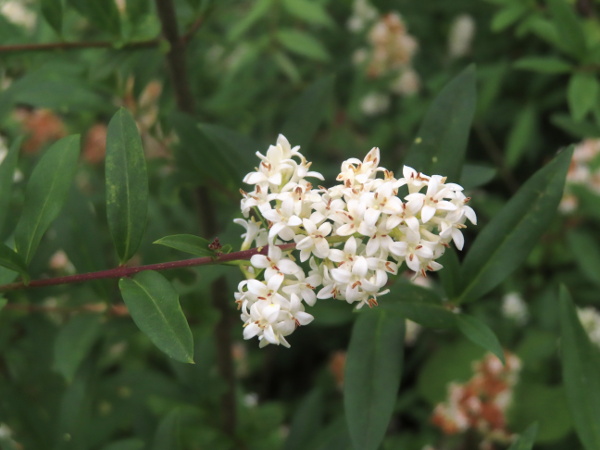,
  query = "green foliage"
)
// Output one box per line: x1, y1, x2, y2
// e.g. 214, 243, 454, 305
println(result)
344, 309, 405, 450
119, 271, 194, 364
154, 234, 215, 257
455, 314, 505, 364
508, 422, 538, 450
106, 108, 149, 264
